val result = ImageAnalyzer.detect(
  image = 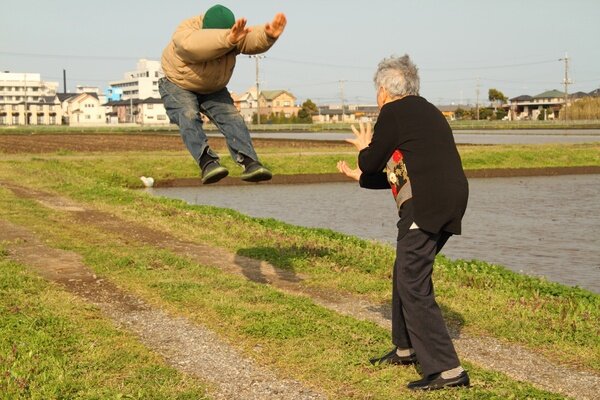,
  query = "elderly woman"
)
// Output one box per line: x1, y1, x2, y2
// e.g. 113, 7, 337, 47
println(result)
337, 55, 470, 390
